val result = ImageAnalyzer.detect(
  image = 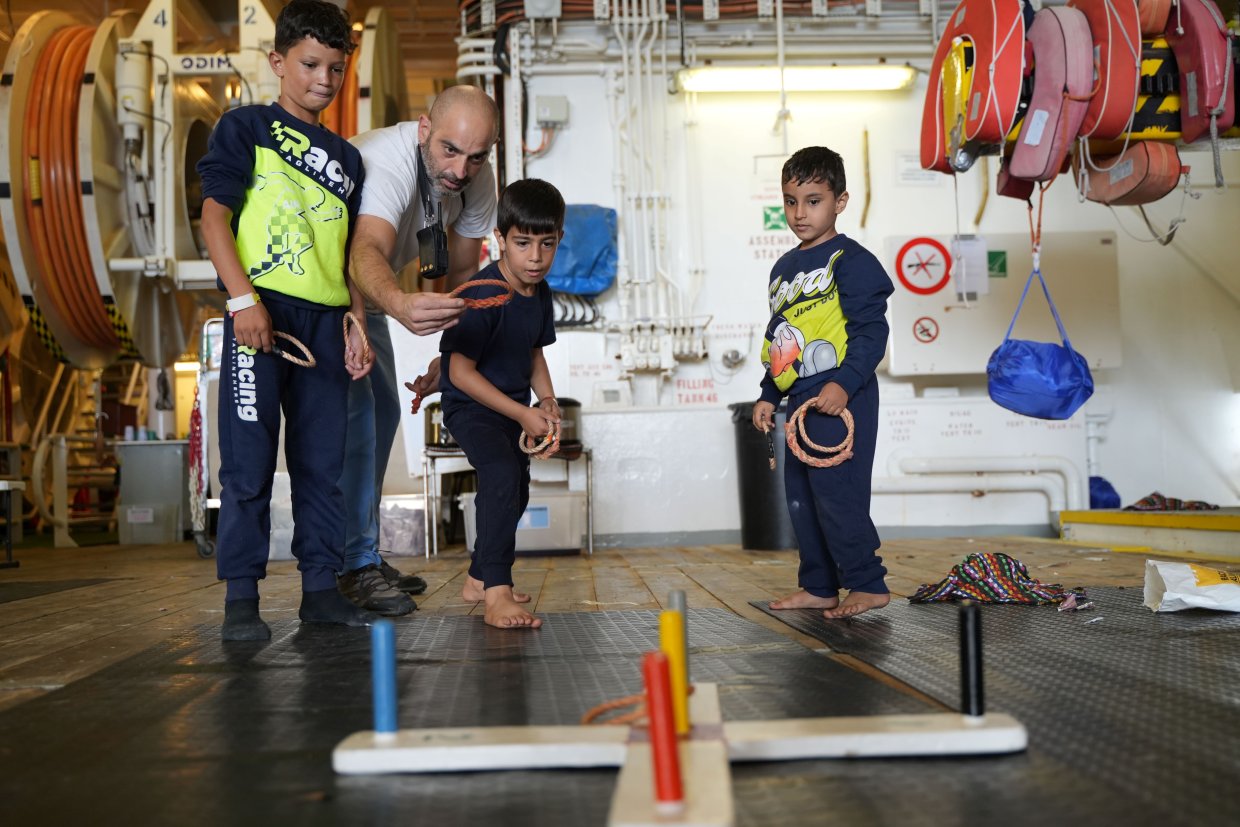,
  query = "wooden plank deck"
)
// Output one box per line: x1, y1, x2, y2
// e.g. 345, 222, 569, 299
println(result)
1, 536, 1233, 713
